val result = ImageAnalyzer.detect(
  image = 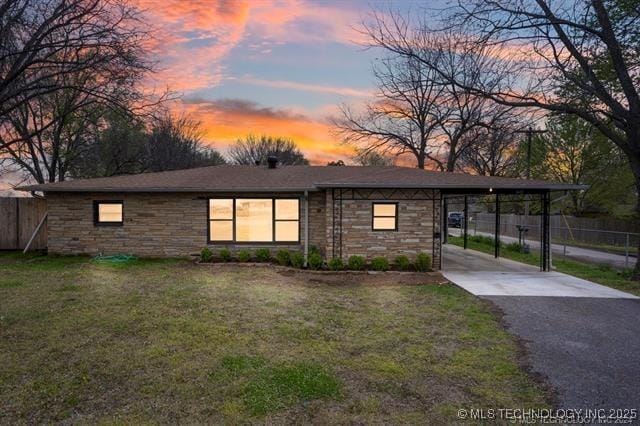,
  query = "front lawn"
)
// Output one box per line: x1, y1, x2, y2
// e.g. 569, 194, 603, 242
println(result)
0, 253, 550, 423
